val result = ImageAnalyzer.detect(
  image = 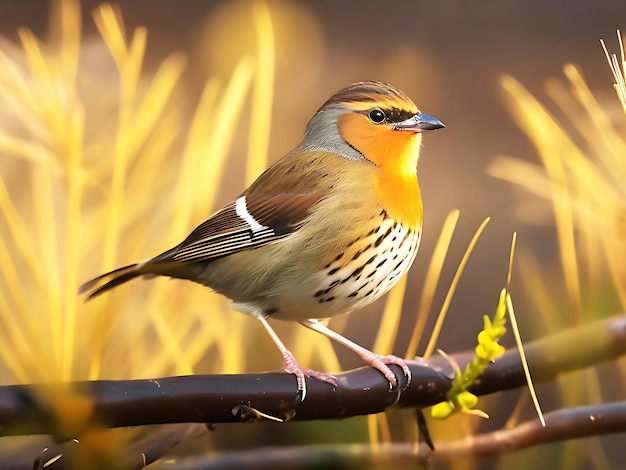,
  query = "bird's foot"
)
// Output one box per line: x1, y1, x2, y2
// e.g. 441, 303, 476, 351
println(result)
359, 351, 411, 391
281, 350, 337, 401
